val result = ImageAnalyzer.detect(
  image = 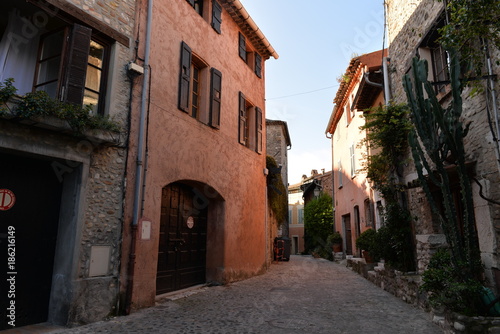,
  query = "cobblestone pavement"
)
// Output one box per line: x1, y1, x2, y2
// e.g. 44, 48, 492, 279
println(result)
53, 256, 442, 334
